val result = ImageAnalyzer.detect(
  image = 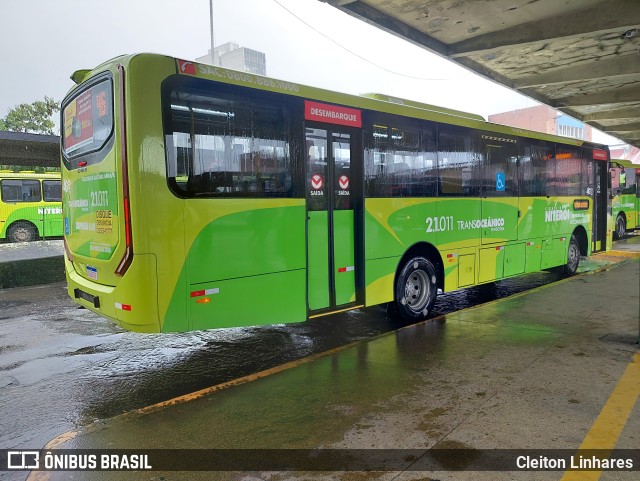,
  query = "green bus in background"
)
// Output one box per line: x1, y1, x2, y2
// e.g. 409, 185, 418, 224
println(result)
0, 171, 62, 242
610, 159, 640, 238
60, 53, 610, 333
